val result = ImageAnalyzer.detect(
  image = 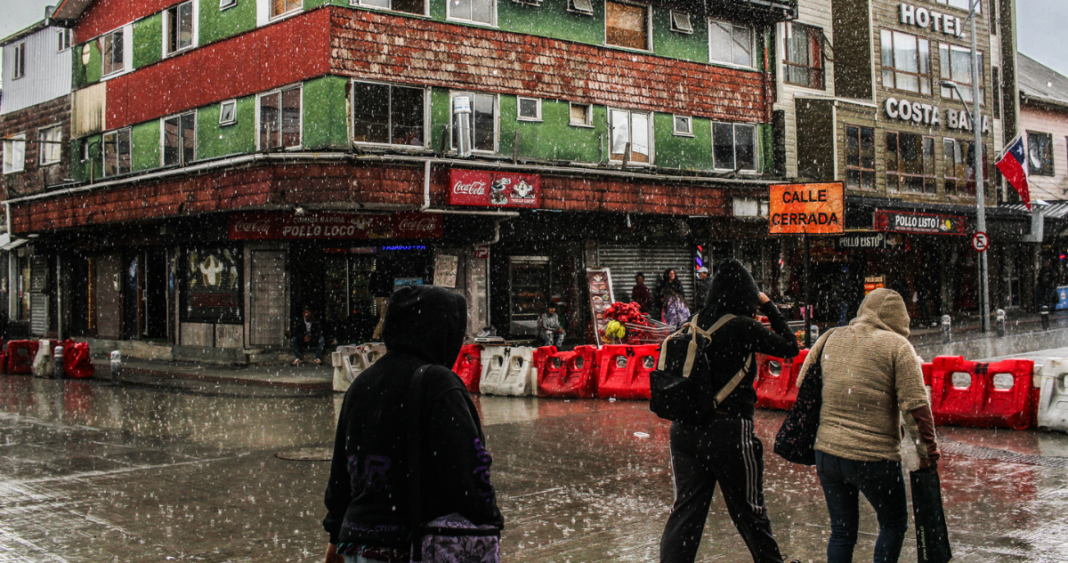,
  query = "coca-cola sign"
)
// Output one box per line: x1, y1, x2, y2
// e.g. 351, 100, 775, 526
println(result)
448, 169, 541, 208
228, 212, 443, 240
